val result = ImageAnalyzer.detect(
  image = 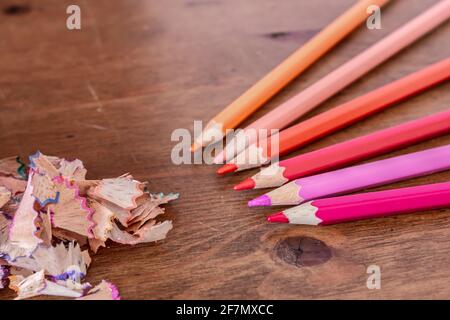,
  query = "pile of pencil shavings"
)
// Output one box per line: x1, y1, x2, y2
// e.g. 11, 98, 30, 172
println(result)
0, 151, 178, 300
